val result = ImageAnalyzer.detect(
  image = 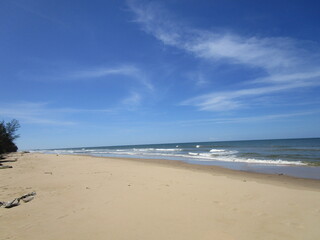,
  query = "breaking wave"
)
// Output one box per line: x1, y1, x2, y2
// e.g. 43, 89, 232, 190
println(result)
35, 146, 306, 166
